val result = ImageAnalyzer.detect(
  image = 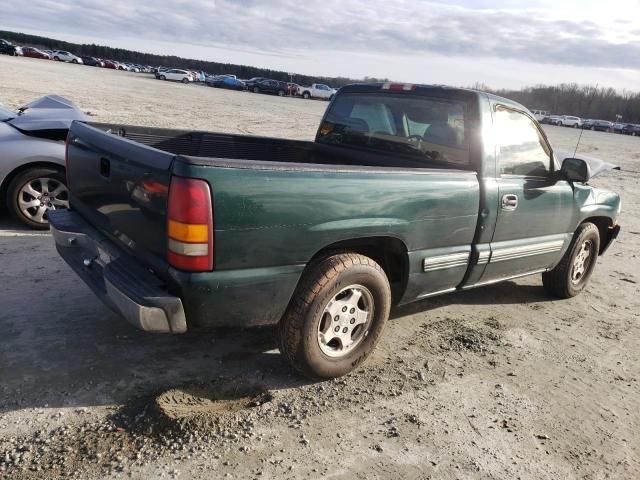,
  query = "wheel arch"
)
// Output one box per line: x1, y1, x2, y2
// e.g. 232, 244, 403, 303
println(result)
304, 236, 410, 304
581, 216, 614, 254
0, 160, 66, 209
